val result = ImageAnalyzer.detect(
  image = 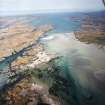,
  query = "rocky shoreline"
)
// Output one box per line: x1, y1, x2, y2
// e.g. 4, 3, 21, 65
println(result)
1, 13, 105, 105
0, 18, 62, 105
75, 15, 105, 49
0, 18, 53, 58
0, 75, 60, 105
0, 51, 61, 105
